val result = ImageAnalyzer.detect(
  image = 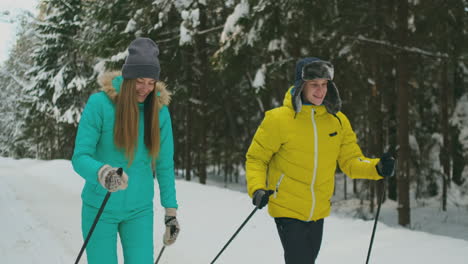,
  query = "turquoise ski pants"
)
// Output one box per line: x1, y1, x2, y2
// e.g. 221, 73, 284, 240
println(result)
81, 202, 154, 264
